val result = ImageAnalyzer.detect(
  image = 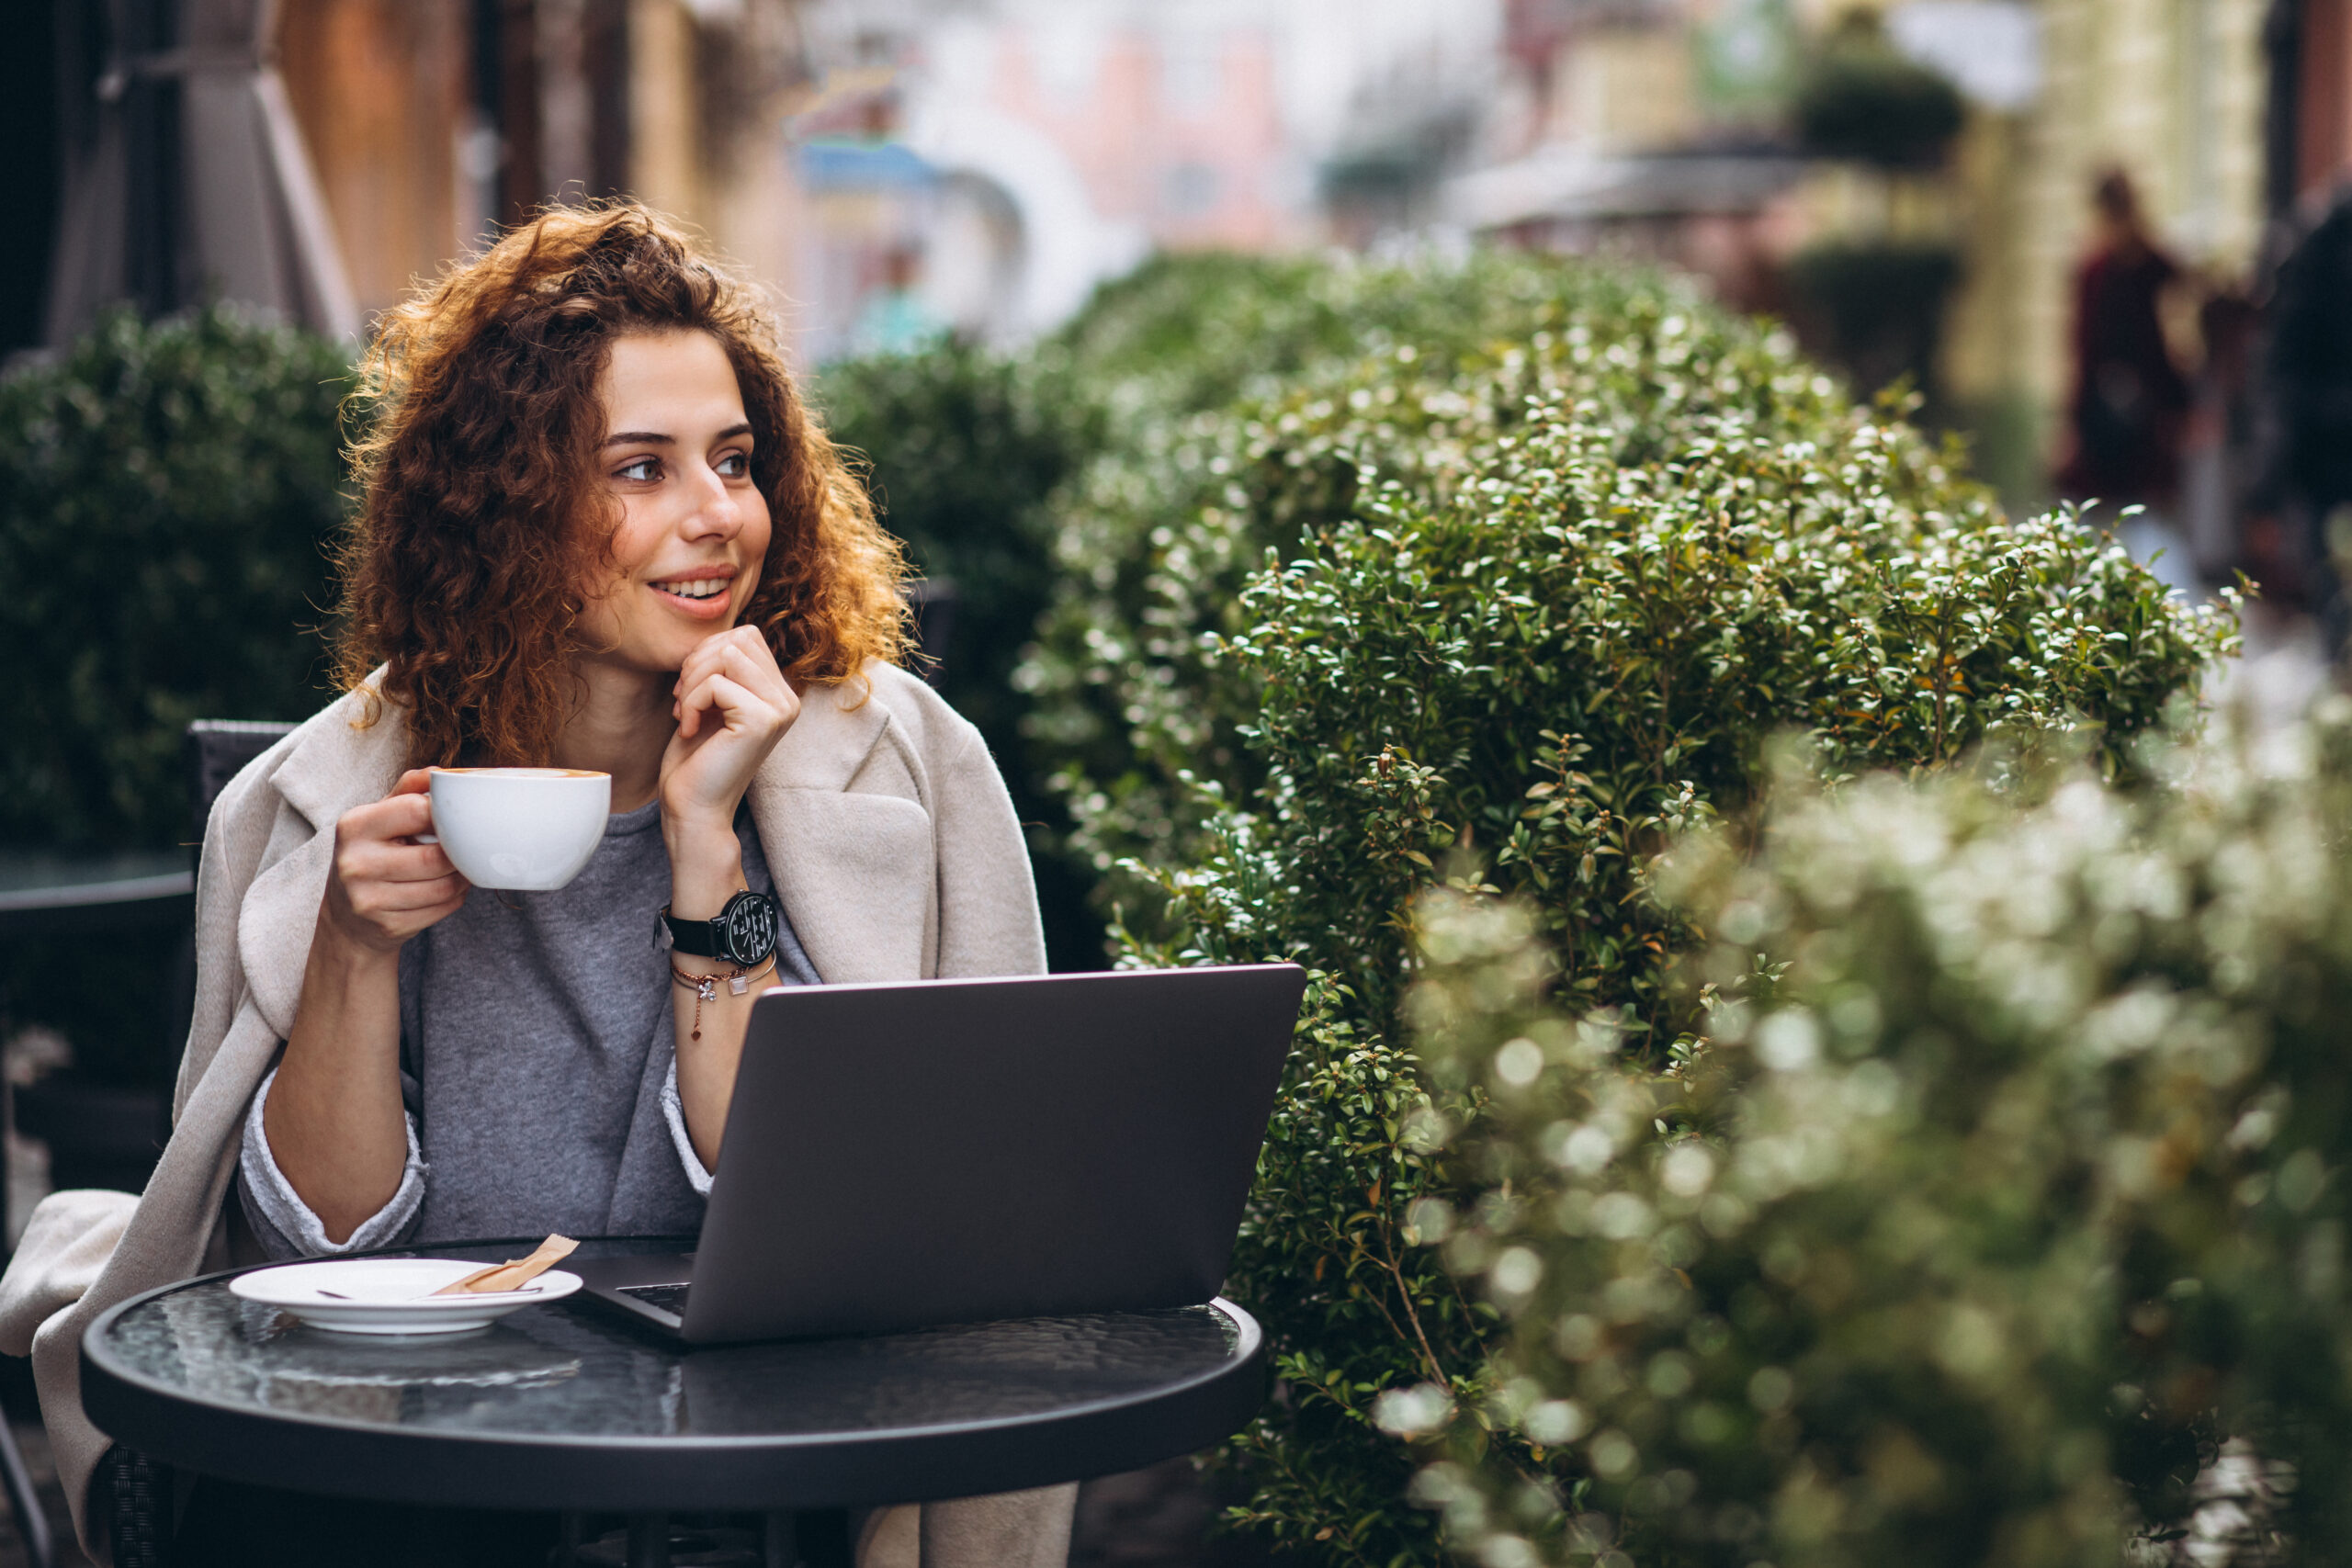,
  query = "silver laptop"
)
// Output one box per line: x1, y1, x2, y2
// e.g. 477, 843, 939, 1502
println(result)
571, 964, 1307, 1344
